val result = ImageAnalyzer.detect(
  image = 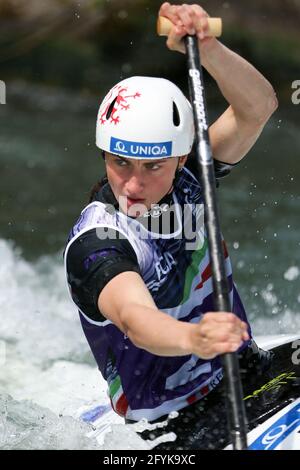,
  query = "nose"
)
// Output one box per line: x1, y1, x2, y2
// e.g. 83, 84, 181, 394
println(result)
125, 173, 145, 196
